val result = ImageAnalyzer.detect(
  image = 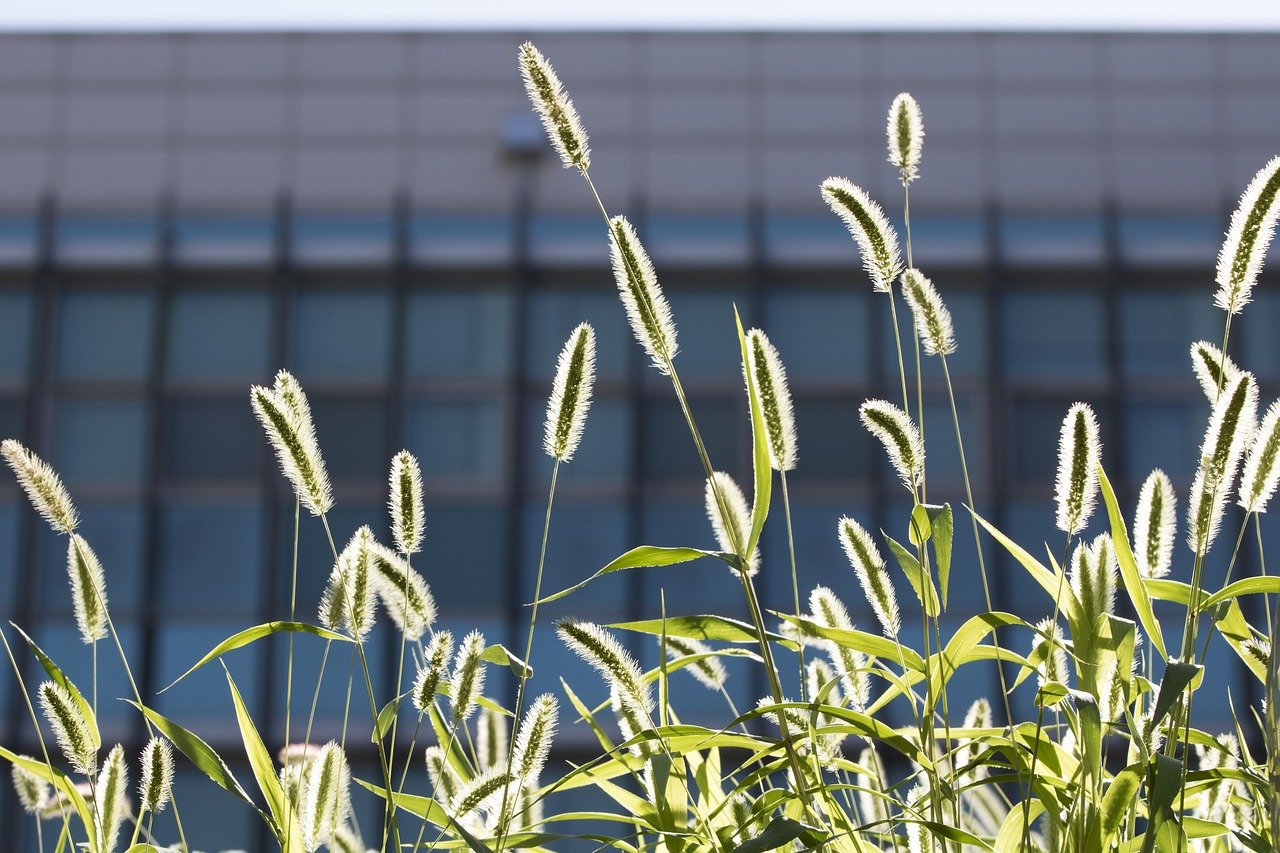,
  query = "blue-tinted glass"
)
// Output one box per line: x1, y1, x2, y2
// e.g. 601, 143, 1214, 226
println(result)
1004, 291, 1105, 379
904, 213, 988, 266
1123, 397, 1202, 480
406, 397, 504, 484
167, 290, 271, 380
58, 290, 155, 379
311, 396, 388, 480
1120, 291, 1220, 378
154, 622, 263, 725
0, 397, 21, 442
763, 214, 849, 263
1119, 215, 1218, 266
642, 396, 739, 481
39, 503, 144, 613
644, 291, 746, 382
1000, 502, 1061, 621
0, 504, 19, 623
293, 214, 393, 265
764, 290, 869, 380
530, 214, 606, 265
54, 399, 148, 486
57, 215, 158, 265
277, 503, 379, 606
0, 216, 37, 265
790, 397, 868, 482
412, 213, 513, 265
1241, 292, 1280, 379
291, 290, 391, 378
166, 397, 262, 481
405, 290, 512, 378
425, 504, 508, 609
0, 291, 32, 380
173, 214, 274, 265
1014, 397, 1110, 483
159, 767, 257, 851
158, 503, 264, 615
521, 503, 628, 615
529, 289, 631, 381
647, 213, 748, 265
880, 288, 987, 380
640, 503, 747, 617
762, 501, 865, 608
920, 393, 986, 488
525, 396, 630, 485
999, 214, 1104, 265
